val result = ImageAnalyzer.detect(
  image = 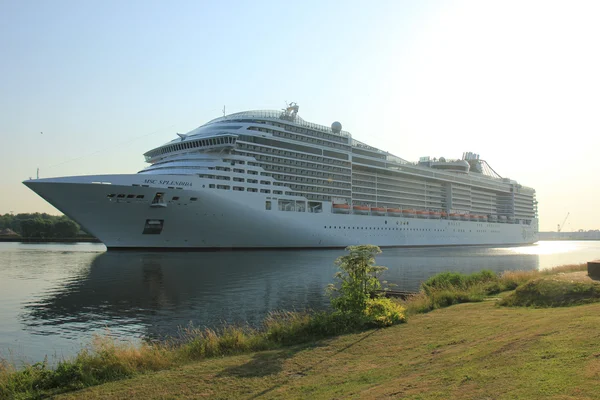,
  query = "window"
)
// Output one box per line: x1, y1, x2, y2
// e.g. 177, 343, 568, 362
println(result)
233, 187, 244, 191
190, 197, 197, 201
136, 195, 144, 199
117, 194, 125, 198
107, 194, 116, 198
142, 219, 164, 235
265, 200, 272, 210
172, 196, 180, 201
127, 194, 135, 198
